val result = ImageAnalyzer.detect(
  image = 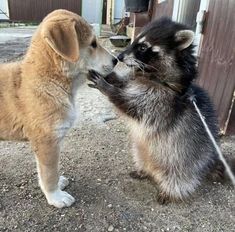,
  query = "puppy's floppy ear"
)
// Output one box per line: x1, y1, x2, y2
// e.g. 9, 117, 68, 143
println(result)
175, 30, 194, 50
43, 20, 79, 62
